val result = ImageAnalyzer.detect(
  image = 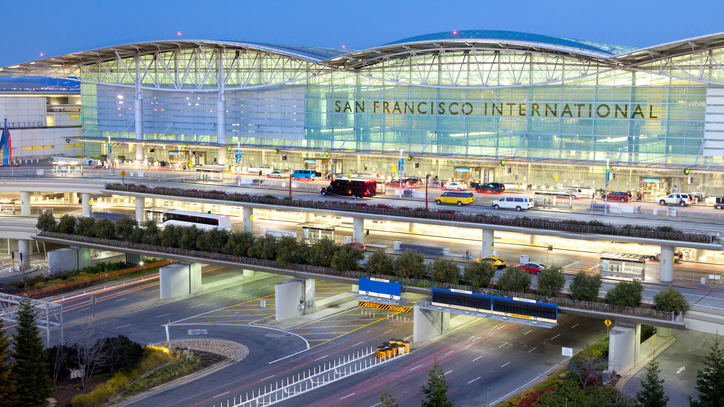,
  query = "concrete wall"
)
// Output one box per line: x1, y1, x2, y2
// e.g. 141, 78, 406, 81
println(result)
608, 324, 638, 374
275, 279, 303, 321
48, 247, 90, 275
159, 262, 202, 300
413, 303, 450, 343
